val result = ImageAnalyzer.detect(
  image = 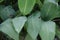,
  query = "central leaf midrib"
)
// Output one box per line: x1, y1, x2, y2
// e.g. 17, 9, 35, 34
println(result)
24, 0, 27, 13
